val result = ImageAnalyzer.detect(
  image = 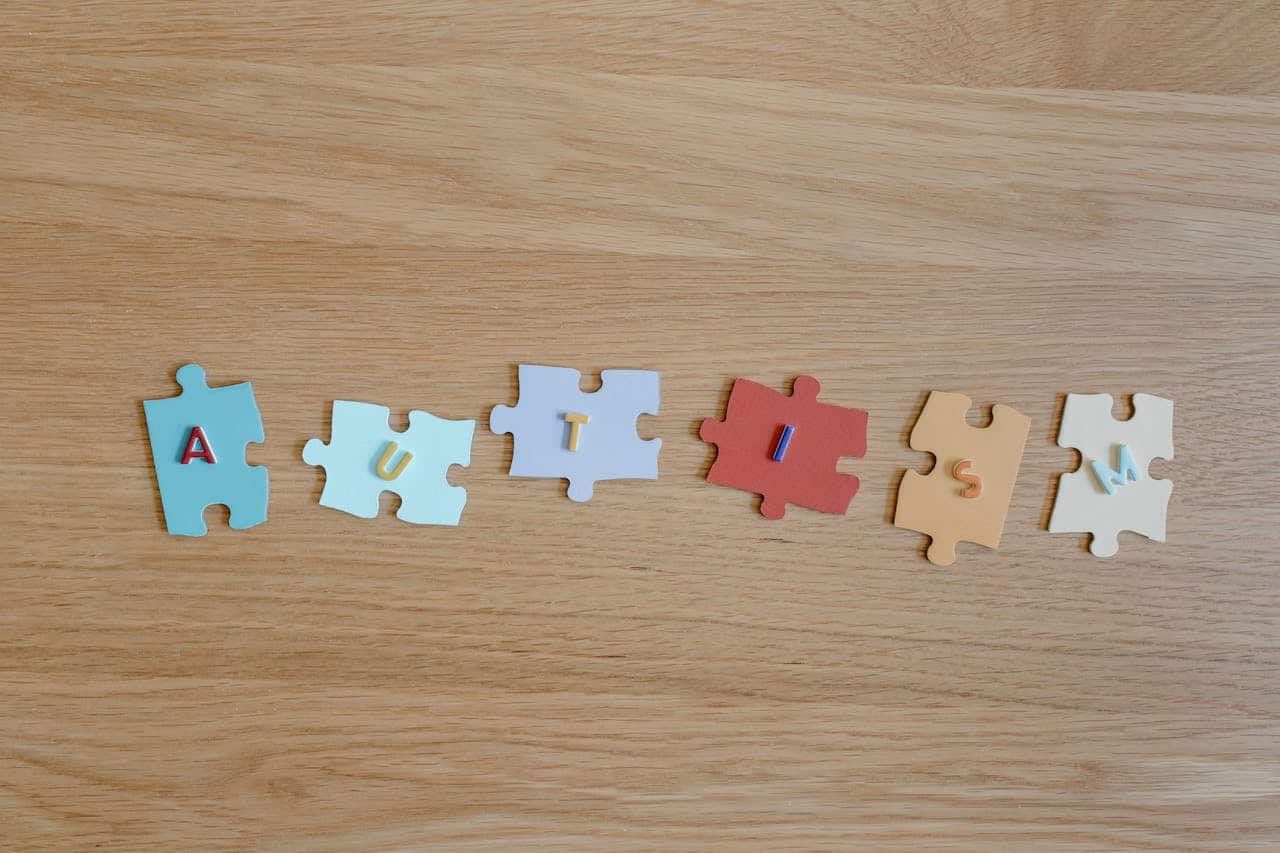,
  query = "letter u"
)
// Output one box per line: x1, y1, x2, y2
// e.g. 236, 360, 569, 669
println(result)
375, 441, 413, 481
